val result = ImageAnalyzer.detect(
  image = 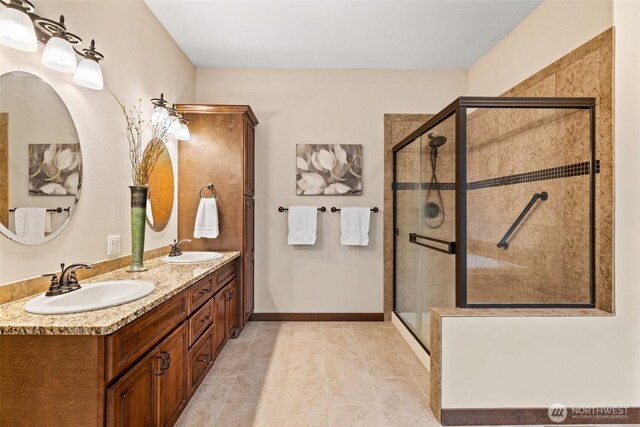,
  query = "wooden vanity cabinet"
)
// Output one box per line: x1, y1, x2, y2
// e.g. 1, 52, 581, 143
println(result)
157, 323, 189, 426
106, 258, 239, 426
0, 258, 241, 427
106, 322, 188, 427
